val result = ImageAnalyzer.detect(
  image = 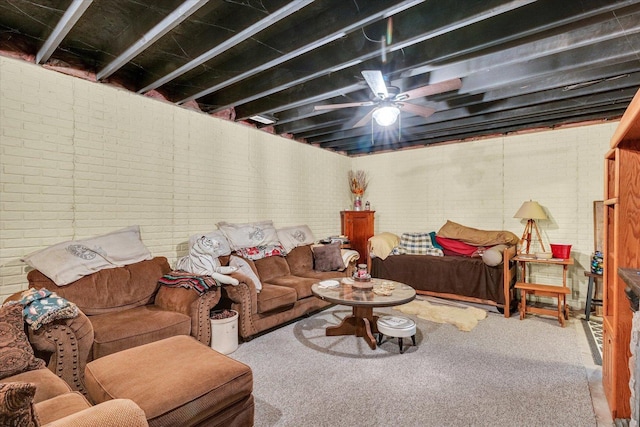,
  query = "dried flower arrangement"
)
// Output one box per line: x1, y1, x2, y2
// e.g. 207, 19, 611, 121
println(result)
348, 170, 369, 196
